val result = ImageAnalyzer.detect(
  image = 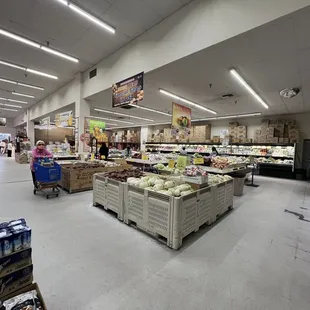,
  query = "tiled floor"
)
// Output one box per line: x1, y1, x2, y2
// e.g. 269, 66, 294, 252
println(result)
1, 157, 310, 309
